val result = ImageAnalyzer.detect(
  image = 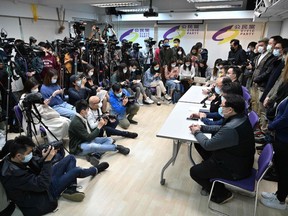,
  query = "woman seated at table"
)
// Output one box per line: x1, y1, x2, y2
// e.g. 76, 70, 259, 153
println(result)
164, 59, 181, 98
179, 57, 195, 92
19, 77, 70, 142
40, 68, 76, 119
